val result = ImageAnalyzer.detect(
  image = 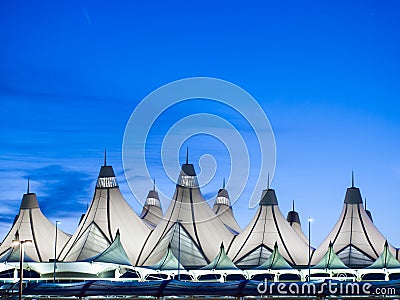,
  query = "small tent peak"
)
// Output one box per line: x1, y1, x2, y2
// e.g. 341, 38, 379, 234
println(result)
384, 240, 388, 247
286, 210, 300, 224
274, 241, 278, 249
220, 242, 225, 250
216, 188, 230, 202
145, 189, 161, 208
